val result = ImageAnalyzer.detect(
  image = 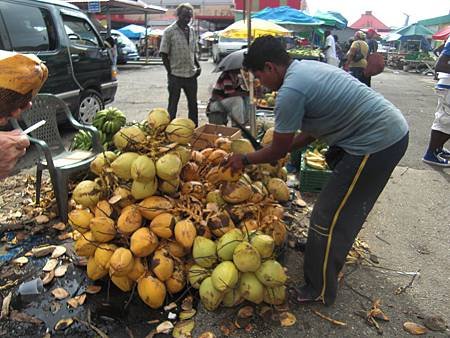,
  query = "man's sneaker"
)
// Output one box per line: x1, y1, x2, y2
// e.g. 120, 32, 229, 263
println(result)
438, 147, 450, 159
422, 150, 450, 167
